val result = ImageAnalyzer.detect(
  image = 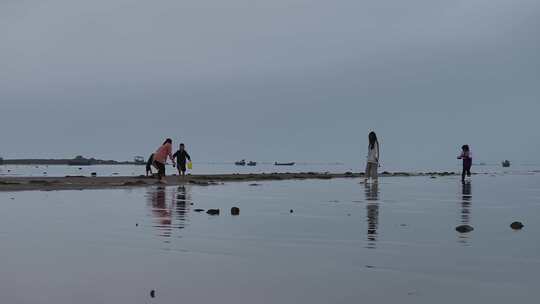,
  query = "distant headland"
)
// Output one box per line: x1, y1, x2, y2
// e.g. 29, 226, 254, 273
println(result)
0, 155, 143, 166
